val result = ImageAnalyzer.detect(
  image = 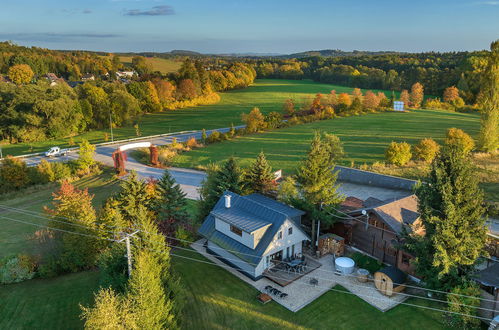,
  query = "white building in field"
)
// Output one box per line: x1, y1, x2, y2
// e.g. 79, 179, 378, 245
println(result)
198, 191, 309, 280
